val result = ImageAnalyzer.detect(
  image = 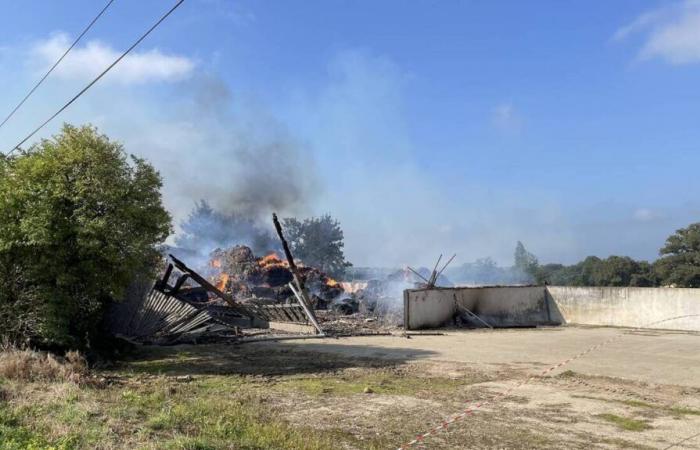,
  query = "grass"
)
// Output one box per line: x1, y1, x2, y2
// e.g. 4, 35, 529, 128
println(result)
0, 347, 86, 383
1, 343, 695, 449
0, 343, 488, 450
596, 413, 651, 431
0, 375, 341, 450
669, 406, 700, 417
573, 395, 700, 418
271, 370, 473, 397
